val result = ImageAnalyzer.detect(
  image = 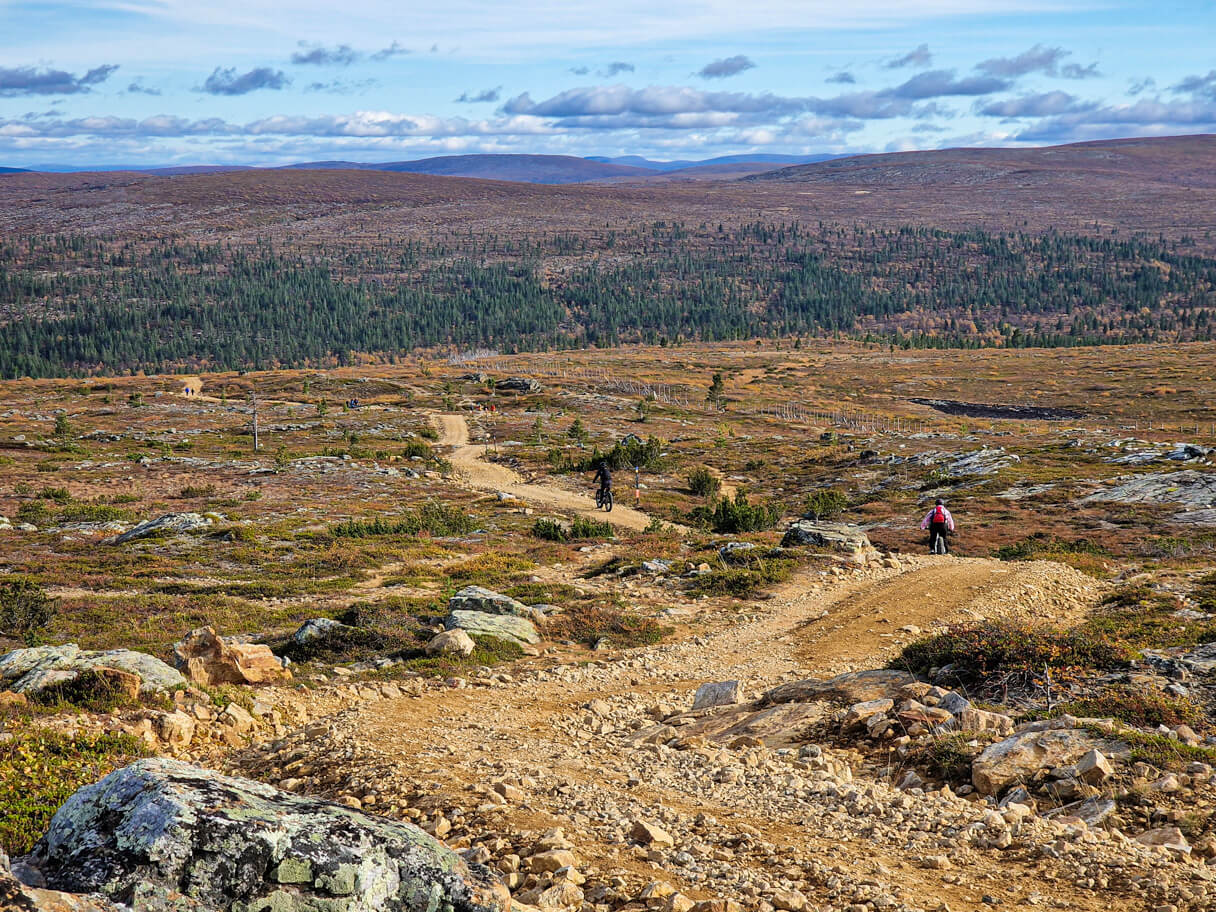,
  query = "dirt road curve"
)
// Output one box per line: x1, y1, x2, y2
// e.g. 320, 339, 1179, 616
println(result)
287, 557, 1117, 912
432, 413, 666, 533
